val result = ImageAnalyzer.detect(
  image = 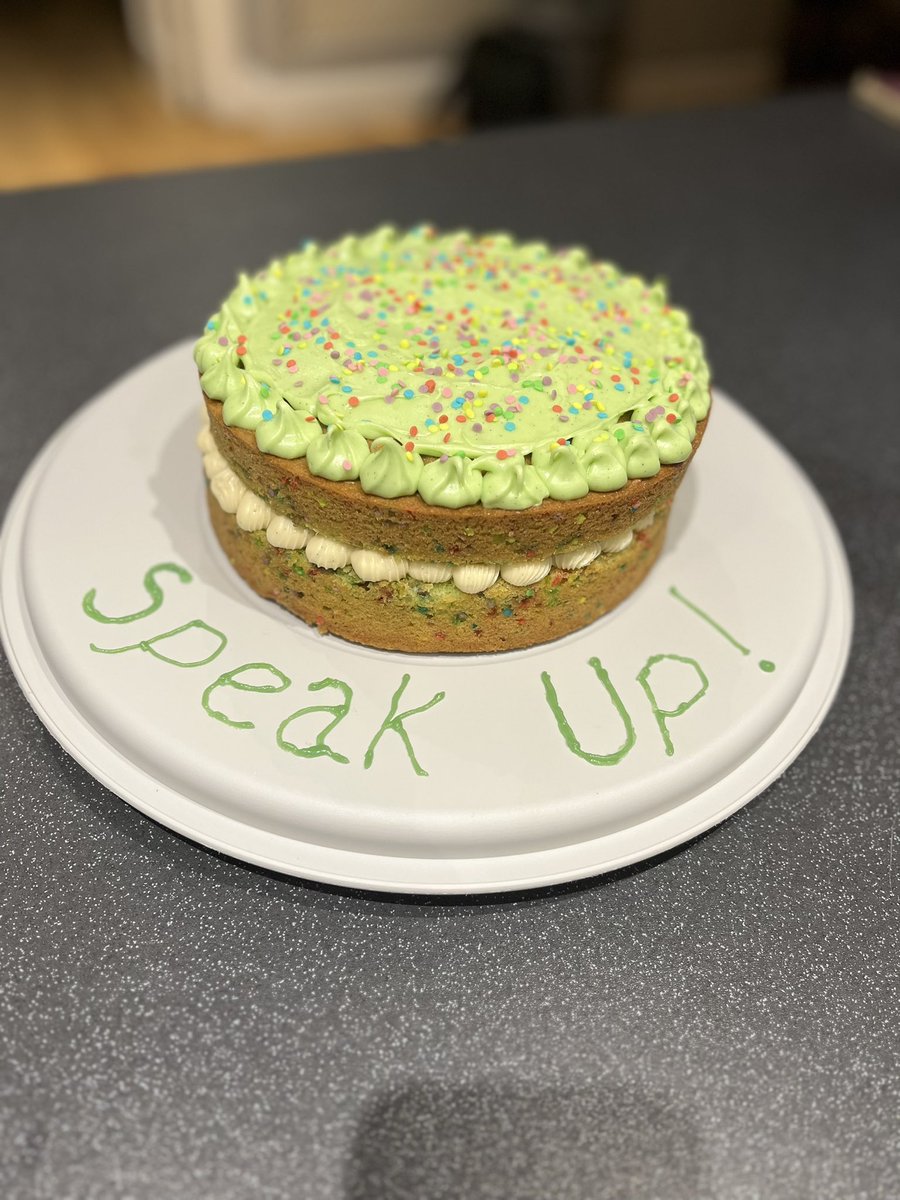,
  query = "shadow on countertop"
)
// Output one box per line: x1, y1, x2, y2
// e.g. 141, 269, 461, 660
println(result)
343, 1077, 708, 1199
